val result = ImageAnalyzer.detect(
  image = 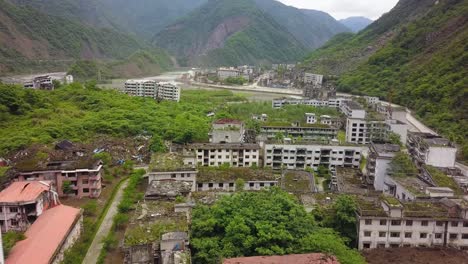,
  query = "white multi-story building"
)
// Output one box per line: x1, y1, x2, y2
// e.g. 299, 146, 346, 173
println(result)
357, 197, 468, 251
345, 118, 388, 144
184, 143, 260, 167
217, 68, 241, 80
340, 101, 366, 119
272, 97, 348, 109
264, 144, 364, 170
305, 113, 317, 124
364, 96, 380, 105
366, 143, 400, 191
196, 168, 277, 192
124, 80, 180, 102
125, 79, 158, 98
261, 124, 338, 141
304, 73, 323, 86
407, 132, 457, 168
157, 82, 180, 102
386, 119, 408, 144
